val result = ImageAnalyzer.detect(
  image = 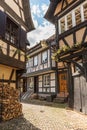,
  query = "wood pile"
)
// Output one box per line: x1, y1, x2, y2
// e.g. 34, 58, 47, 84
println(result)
0, 84, 22, 121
